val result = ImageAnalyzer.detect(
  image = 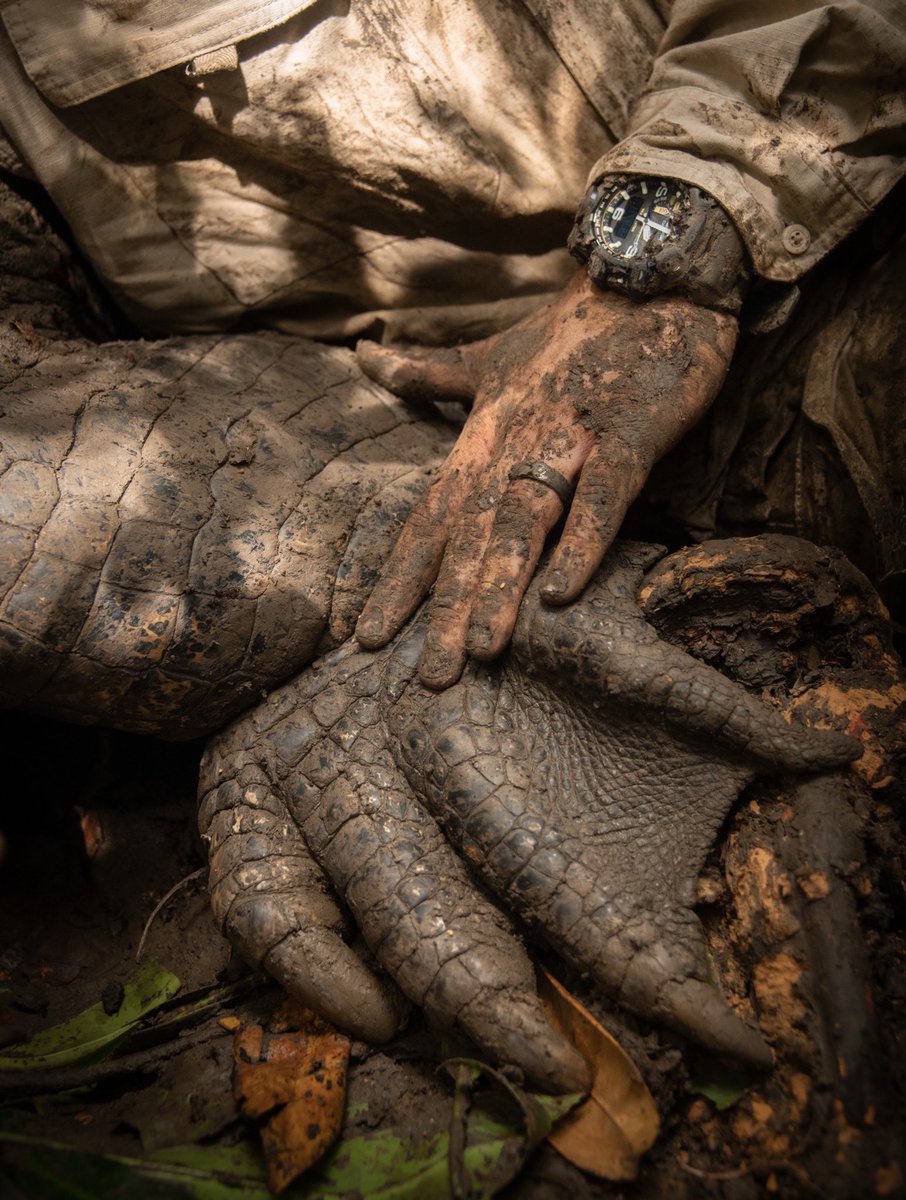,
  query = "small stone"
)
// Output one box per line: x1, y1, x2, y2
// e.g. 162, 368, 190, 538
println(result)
101, 980, 125, 1016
